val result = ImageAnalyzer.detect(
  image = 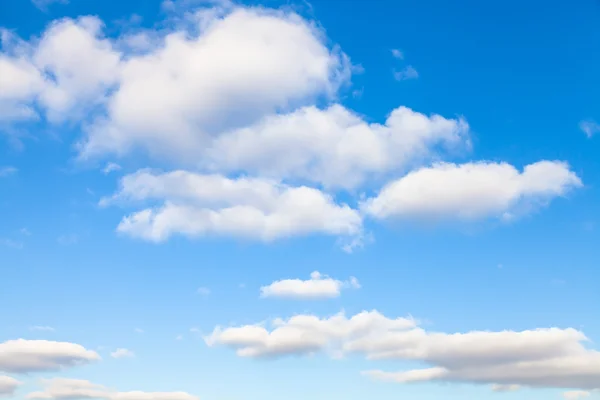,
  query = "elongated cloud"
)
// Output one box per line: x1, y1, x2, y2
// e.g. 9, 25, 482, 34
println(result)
0, 339, 100, 373
260, 271, 360, 299
102, 170, 362, 242
26, 378, 198, 400
363, 161, 582, 221
206, 310, 600, 390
